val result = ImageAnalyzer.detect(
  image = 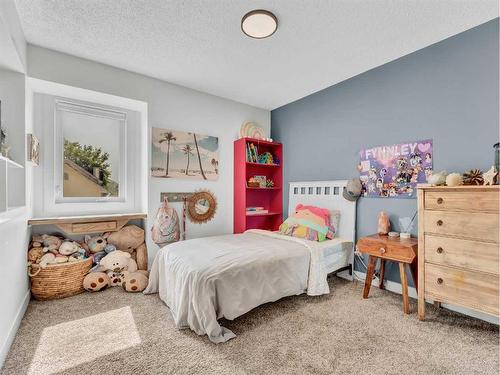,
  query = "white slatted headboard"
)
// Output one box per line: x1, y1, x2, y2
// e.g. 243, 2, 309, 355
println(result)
288, 180, 357, 278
